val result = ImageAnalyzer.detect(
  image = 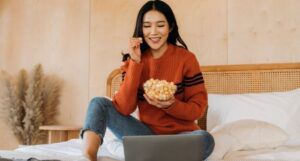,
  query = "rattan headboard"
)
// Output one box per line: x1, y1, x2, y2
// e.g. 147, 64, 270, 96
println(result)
106, 63, 300, 130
